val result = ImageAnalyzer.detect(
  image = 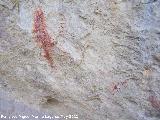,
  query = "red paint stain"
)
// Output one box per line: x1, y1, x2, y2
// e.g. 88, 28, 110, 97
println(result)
111, 82, 120, 95
148, 96, 160, 110
110, 80, 128, 95
33, 7, 55, 68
